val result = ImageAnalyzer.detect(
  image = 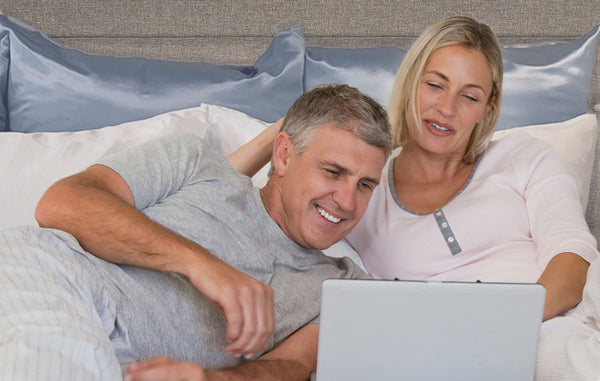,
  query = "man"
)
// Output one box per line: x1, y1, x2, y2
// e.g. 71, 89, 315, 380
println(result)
0, 84, 391, 380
